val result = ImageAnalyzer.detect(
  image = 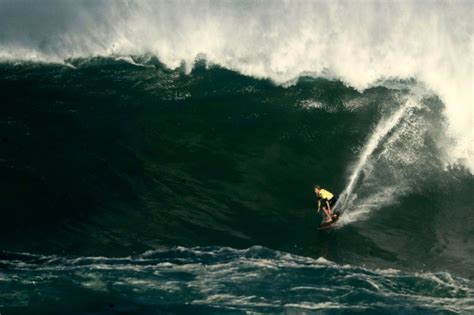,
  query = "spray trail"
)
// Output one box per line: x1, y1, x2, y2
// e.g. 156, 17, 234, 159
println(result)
337, 98, 417, 223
